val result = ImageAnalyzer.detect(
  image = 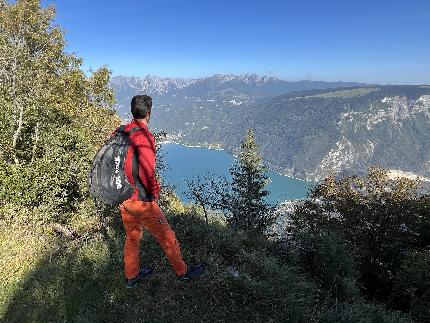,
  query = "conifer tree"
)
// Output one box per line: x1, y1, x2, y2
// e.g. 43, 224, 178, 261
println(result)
228, 129, 275, 234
